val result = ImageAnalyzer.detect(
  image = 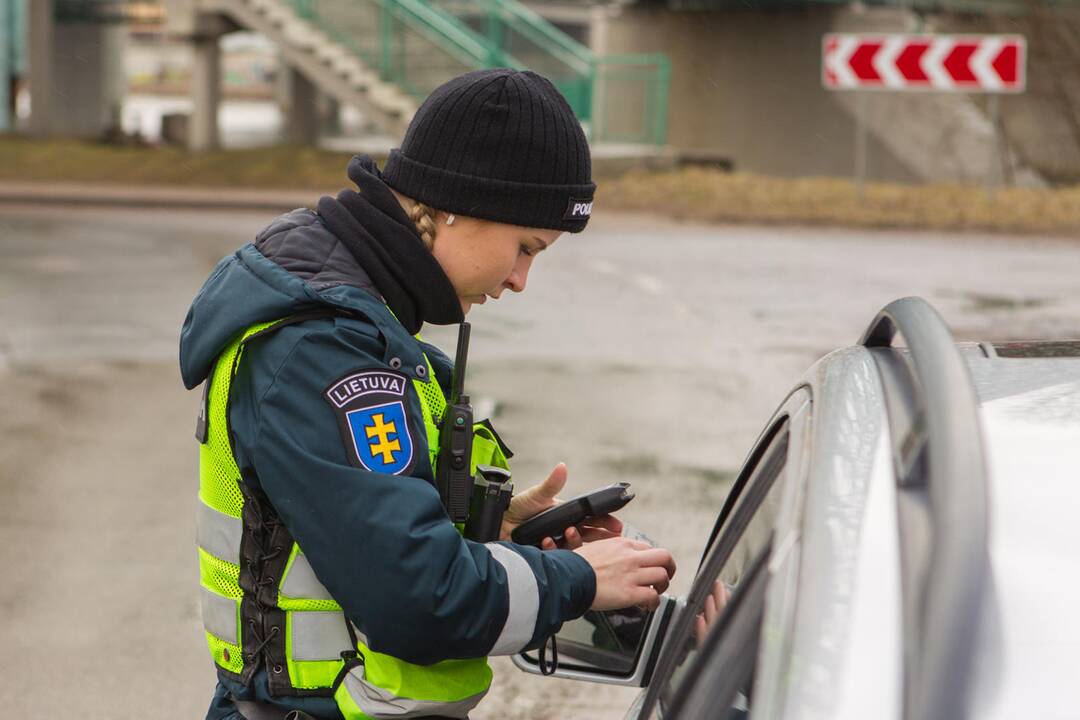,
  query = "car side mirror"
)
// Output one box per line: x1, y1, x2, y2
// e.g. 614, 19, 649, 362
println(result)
513, 595, 680, 687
